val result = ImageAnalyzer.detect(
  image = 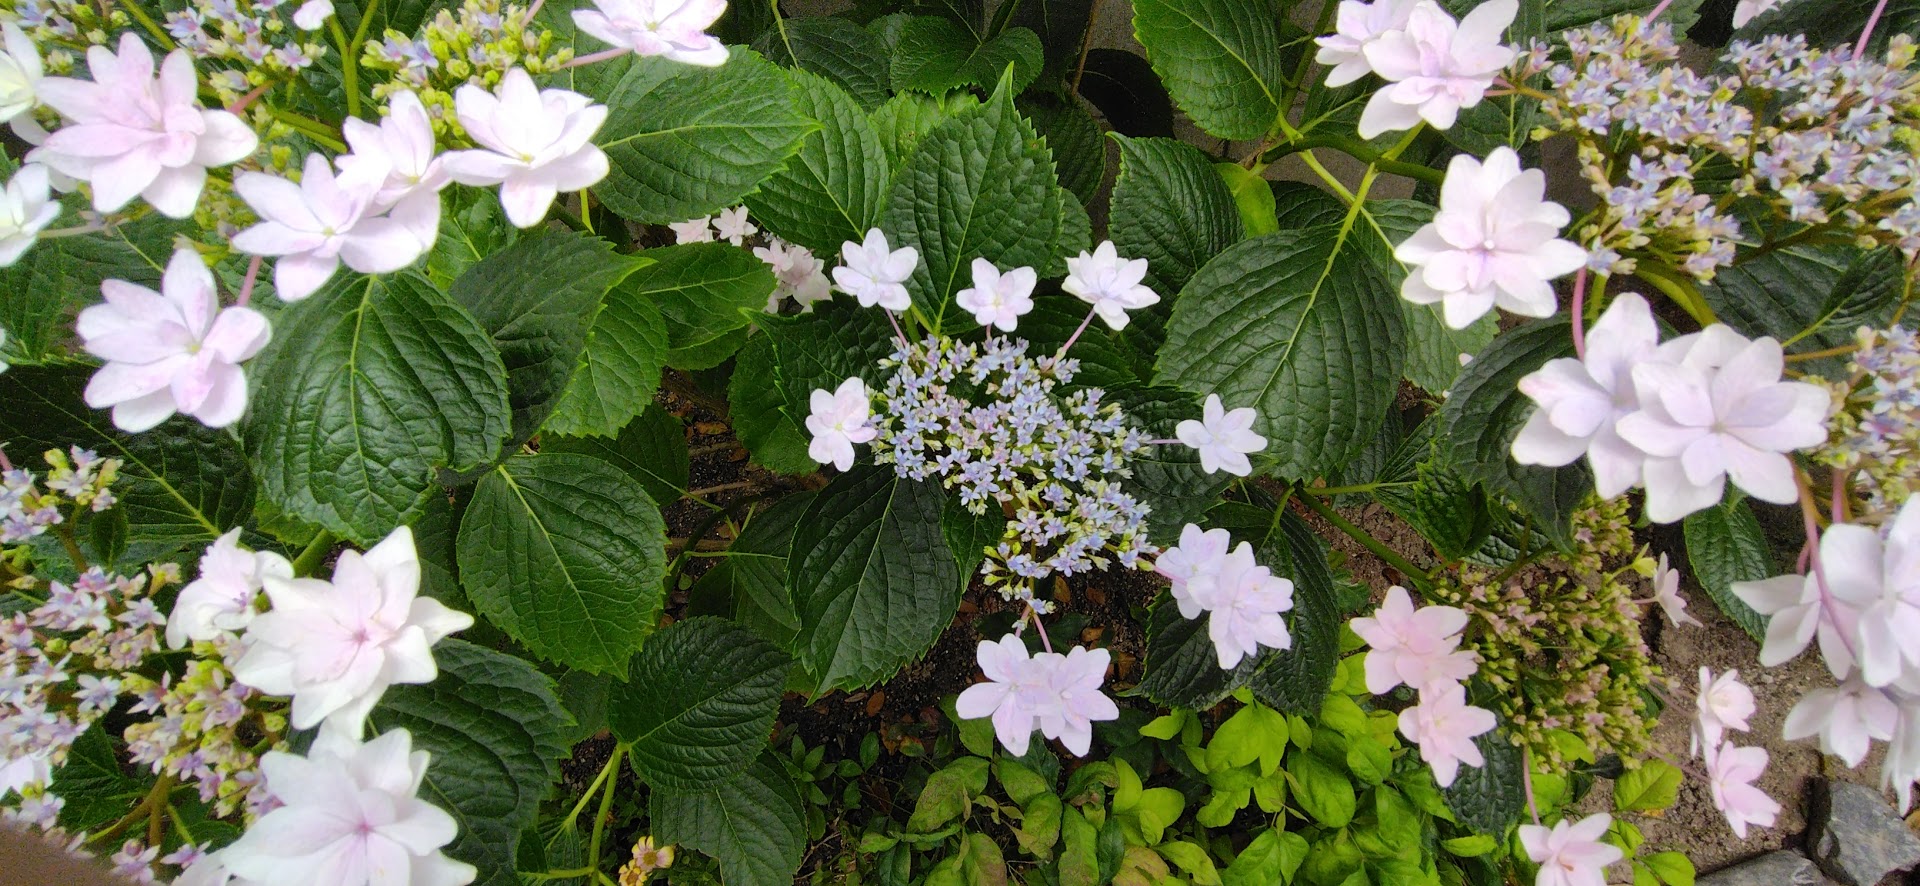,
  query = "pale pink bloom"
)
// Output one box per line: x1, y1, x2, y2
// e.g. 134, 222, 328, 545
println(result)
1349, 585, 1477, 695
572, 0, 728, 67
1061, 240, 1157, 330
1882, 698, 1920, 811
1520, 813, 1622, 886
232, 153, 425, 301
78, 248, 271, 432
955, 635, 1118, 757
231, 526, 474, 739
172, 855, 235, 886
1192, 542, 1293, 669
30, 33, 257, 217
713, 206, 755, 246
219, 729, 476, 886
1396, 681, 1494, 787
954, 258, 1036, 332
1618, 328, 1830, 522
1154, 524, 1233, 619
1733, 561, 1866, 681
1649, 553, 1701, 628
1692, 667, 1755, 756
669, 216, 712, 243
1510, 293, 1660, 497
167, 528, 294, 648
441, 69, 609, 228
1175, 394, 1266, 477
0, 750, 49, 797
1842, 499, 1920, 687
1784, 676, 1898, 767
339, 90, 449, 250
1396, 147, 1584, 329
831, 228, 917, 311
1039, 646, 1119, 756
291, 0, 333, 29
754, 238, 830, 311
1357, 0, 1516, 138
1733, 0, 1780, 27
0, 163, 58, 266
1703, 741, 1780, 838
0, 23, 43, 125
805, 377, 877, 471
1313, 0, 1418, 87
